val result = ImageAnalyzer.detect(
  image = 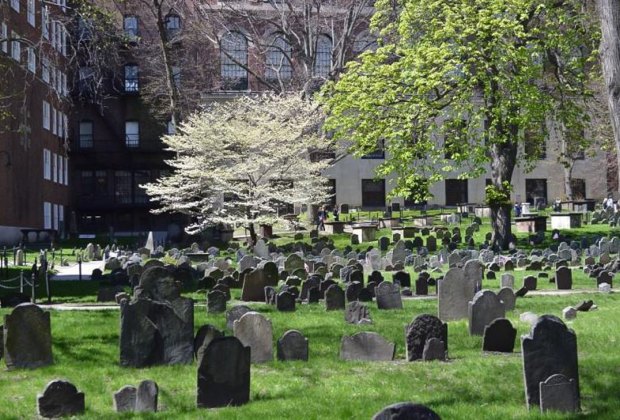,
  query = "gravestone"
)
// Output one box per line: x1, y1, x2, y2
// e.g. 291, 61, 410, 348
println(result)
438, 267, 474, 321
197, 336, 250, 408
276, 330, 309, 361
555, 267, 572, 290
241, 268, 269, 302
37, 380, 84, 418
345, 281, 363, 302
378, 237, 390, 251
345, 301, 372, 324
3, 303, 52, 369
406, 314, 448, 361
207, 290, 227, 313
276, 291, 296, 312
368, 270, 384, 284
468, 290, 505, 336
523, 275, 538, 290
375, 281, 403, 310
539, 374, 579, 414
372, 402, 441, 420
136, 380, 158, 412
233, 312, 273, 364
464, 259, 484, 292
325, 284, 345, 311
308, 287, 321, 303
392, 240, 407, 265
393, 271, 411, 288
340, 332, 395, 361
497, 287, 516, 311
522, 315, 579, 410
415, 275, 429, 296
194, 324, 223, 363
426, 236, 437, 252
226, 305, 251, 331
482, 318, 516, 353
500, 273, 515, 290
422, 337, 446, 361
213, 283, 231, 301
113, 385, 137, 413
